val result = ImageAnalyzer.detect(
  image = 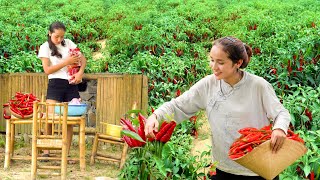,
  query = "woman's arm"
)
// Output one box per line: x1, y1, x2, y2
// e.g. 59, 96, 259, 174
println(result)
260, 81, 290, 153
72, 54, 87, 84
153, 75, 210, 123
41, 56, 81, 75
261, 82, 290, 132
145, 75, 212, 137
78, 54, 87, 75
